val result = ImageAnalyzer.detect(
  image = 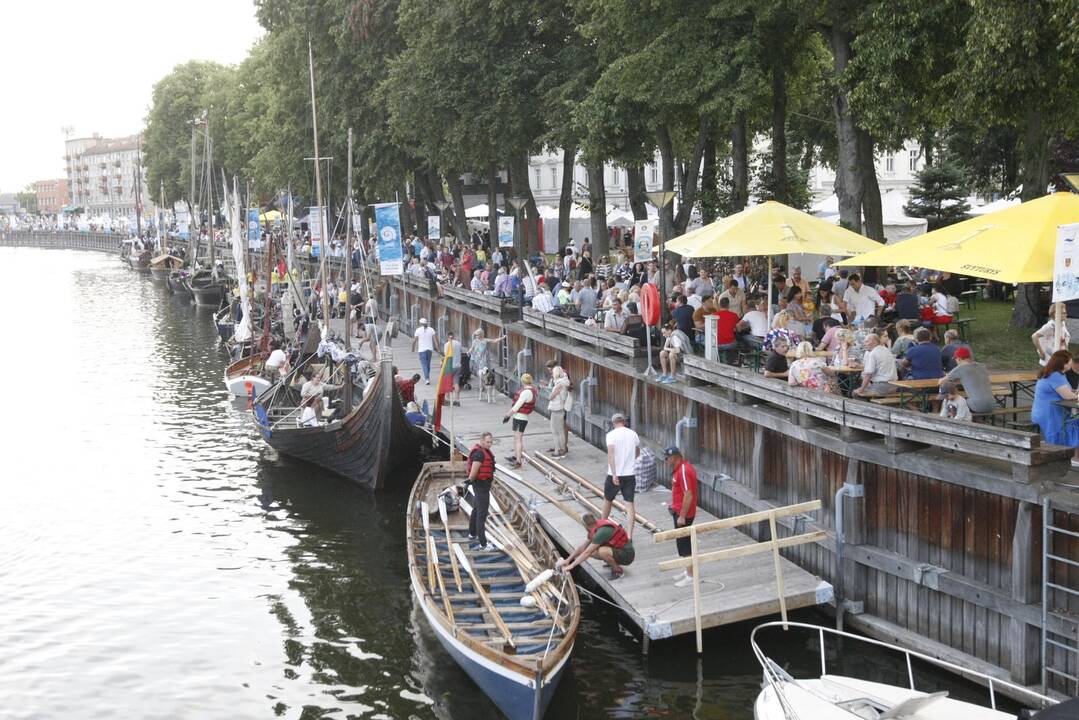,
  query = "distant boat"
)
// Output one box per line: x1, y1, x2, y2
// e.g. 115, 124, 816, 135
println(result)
149, 254, 183, 280
252, 350, 418, 488
751, 621, 1059, 719
189, 269, 229, 308
408, 461, 579, 720
223, 351, 272, 399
